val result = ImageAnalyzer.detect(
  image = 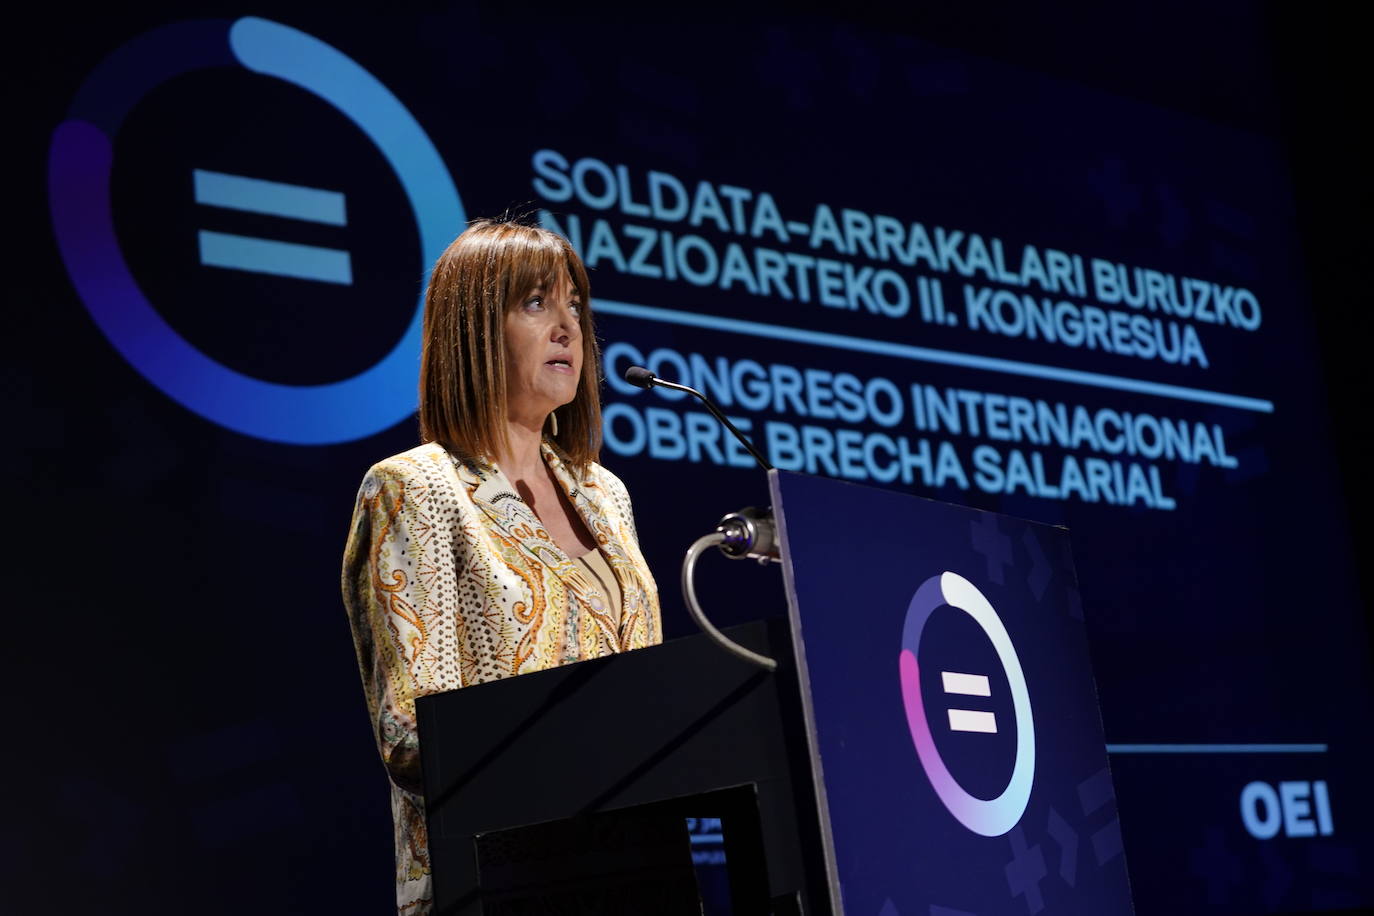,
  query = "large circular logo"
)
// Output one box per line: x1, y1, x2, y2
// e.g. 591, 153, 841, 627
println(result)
898, 571, 1035, 836
47, 17, 464, 444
